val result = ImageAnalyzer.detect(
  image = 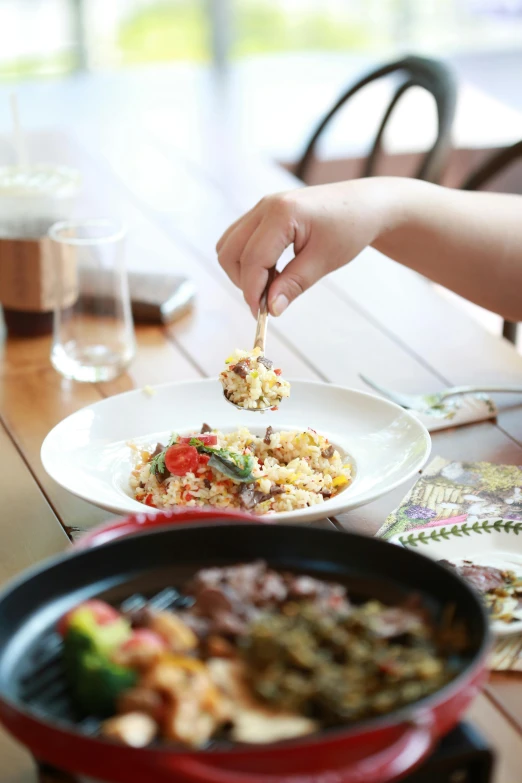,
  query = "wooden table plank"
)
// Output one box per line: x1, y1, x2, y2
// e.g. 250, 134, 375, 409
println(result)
0, 422, 69, 783
467, 692, 522, 783
0, 367, 108, 533
0, 735, 36, 783
0, 420, 68, 584
485, 674, 522, 741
